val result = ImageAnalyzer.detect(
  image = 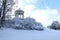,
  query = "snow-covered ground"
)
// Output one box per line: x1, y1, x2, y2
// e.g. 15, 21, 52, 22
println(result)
0, 28, 60, 40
